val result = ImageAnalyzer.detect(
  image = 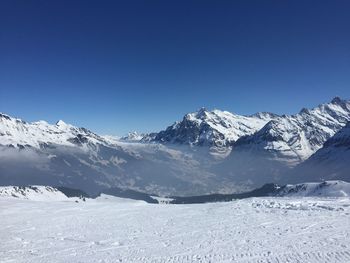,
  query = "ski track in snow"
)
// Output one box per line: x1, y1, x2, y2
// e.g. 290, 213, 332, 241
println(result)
1, 197, 350, 263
